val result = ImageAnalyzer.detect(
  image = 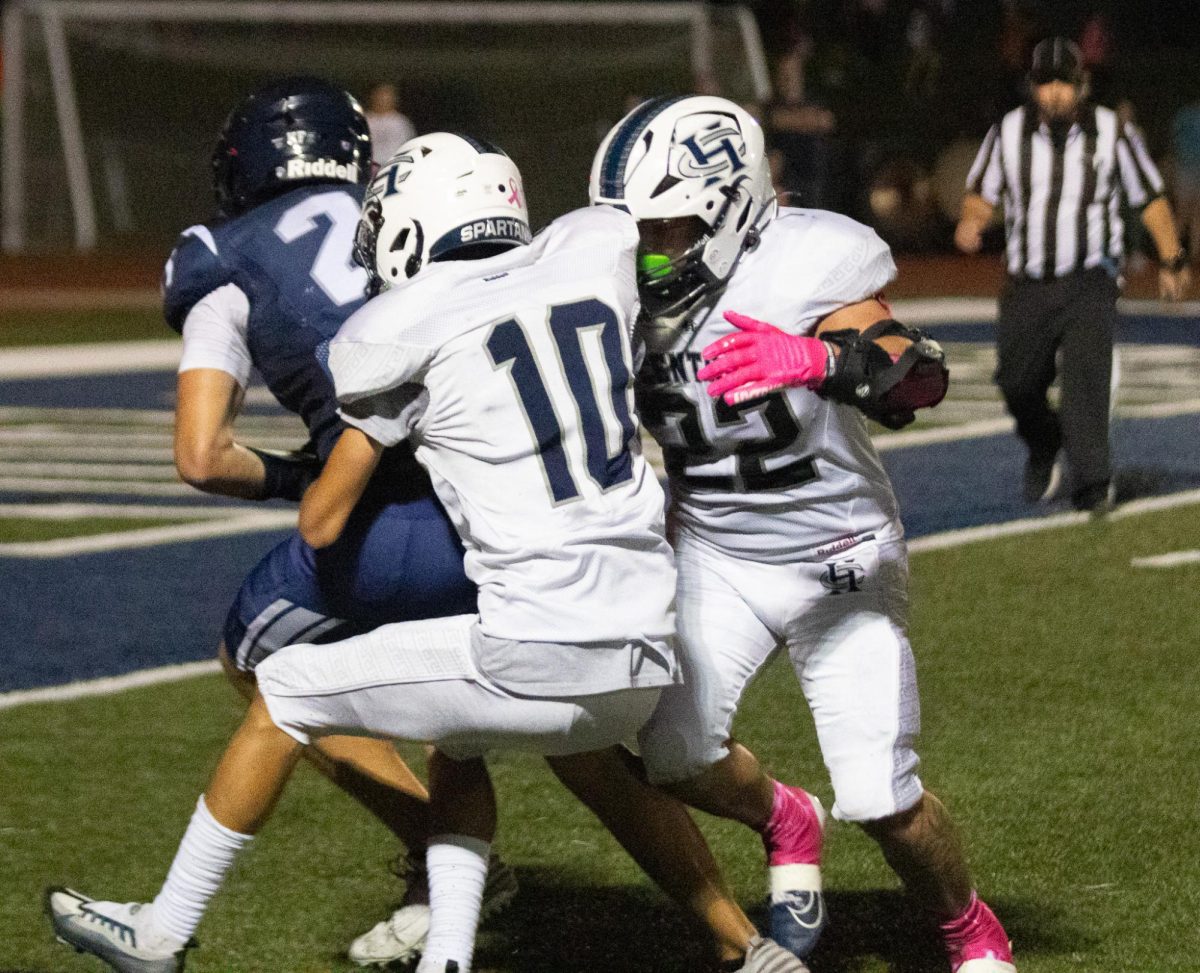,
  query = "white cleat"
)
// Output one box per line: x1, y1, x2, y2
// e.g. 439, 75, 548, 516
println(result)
957, 960, 1017, 973
349, 903, 430, 968
348, 854, 519, 967
731, 935, 811, 972
45, 887, 194, 973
